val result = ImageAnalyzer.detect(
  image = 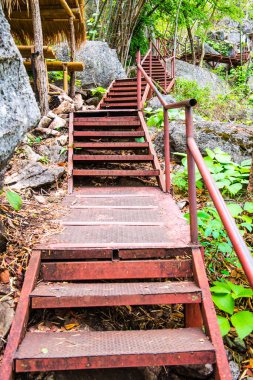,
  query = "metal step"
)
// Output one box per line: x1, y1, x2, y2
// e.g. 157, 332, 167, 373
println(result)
41, 259, 192, 281
73, 142, 149, 148
15, 328, 215, 372
30, 281, 202, 308
101, 102, 137, 108
73, 154, 153, 162
105, 97, 137, 102
73, 169, 160, 177
73, 131, 144, 137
